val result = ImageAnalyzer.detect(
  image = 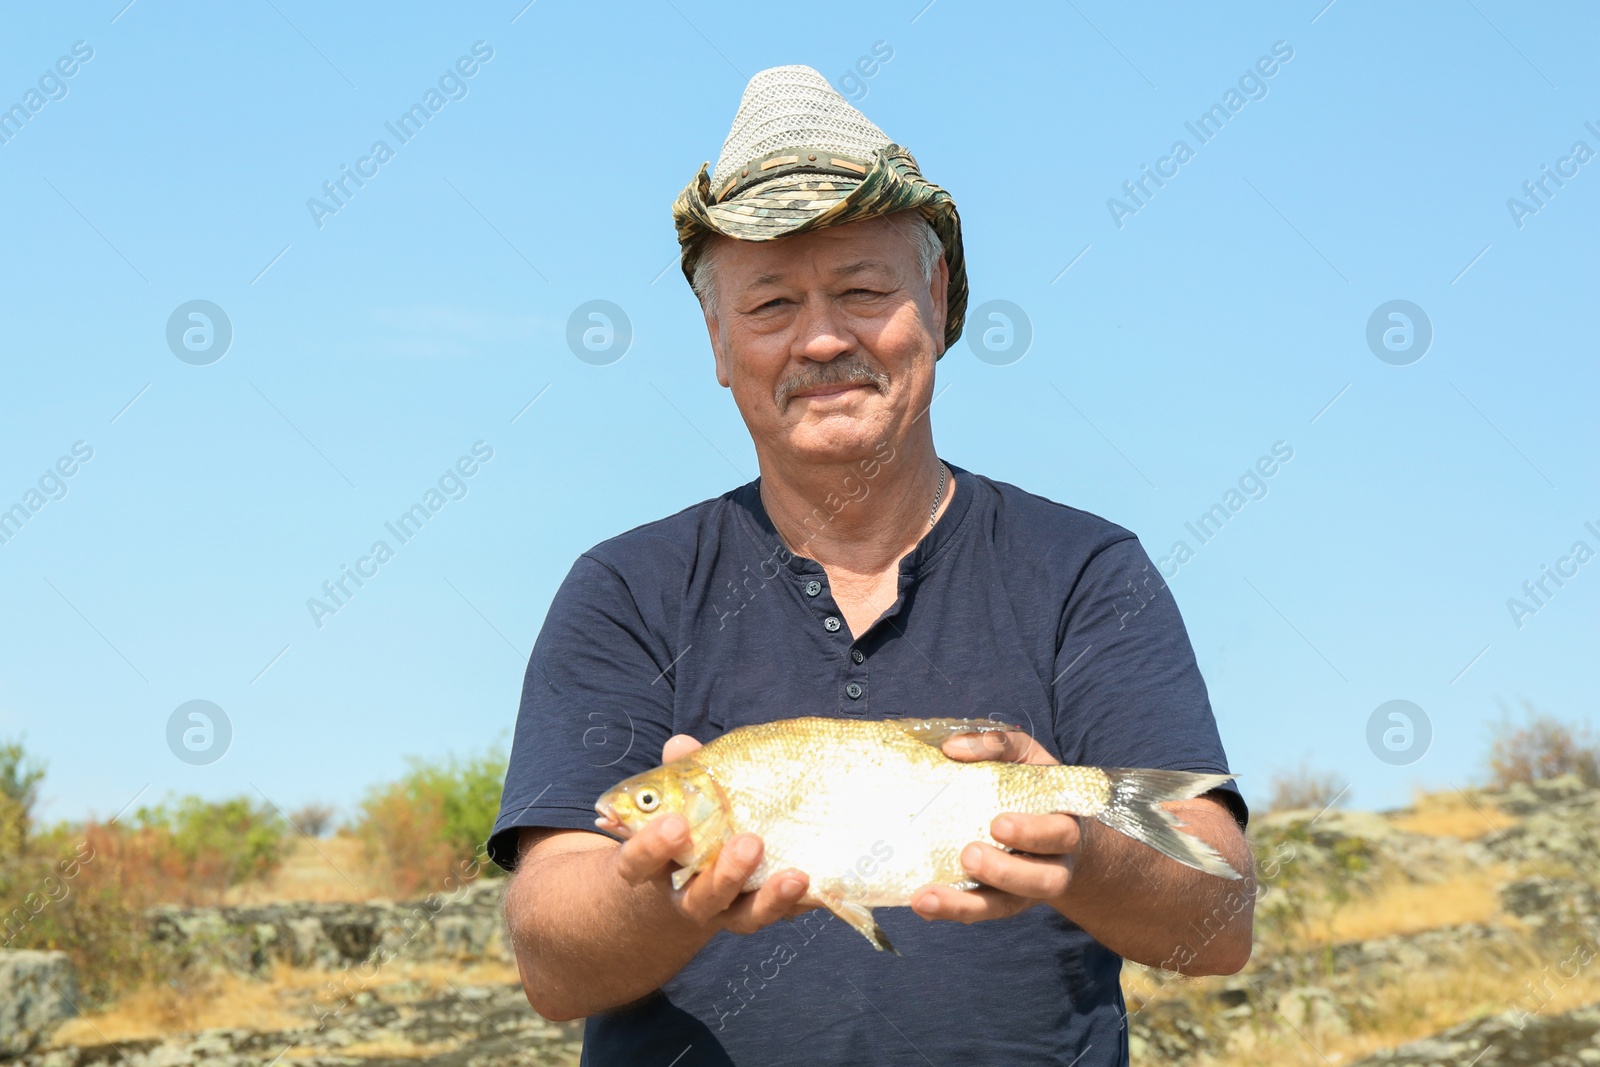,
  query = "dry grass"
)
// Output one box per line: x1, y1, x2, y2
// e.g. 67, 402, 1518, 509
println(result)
1390, 791, 1518, 840
222, 835, 387, 905
1131, 930, 1600, 1067
1216, 940, 1600, 1066
302, 1038, 458, 1059
49, 958, 521, 1046
1126, 908, 1600, 1067
1316, 865, 1514, 944
51, 967, 313, 1045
